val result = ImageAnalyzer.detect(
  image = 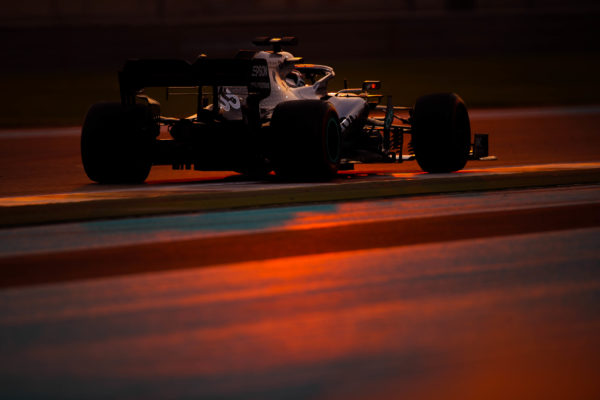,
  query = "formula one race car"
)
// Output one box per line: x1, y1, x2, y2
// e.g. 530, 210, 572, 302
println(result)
81, 36, 489, 183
